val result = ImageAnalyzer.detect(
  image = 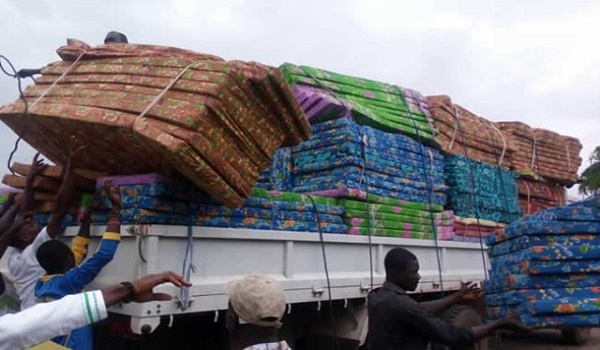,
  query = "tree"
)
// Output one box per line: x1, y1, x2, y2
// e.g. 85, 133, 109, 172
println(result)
579, 146, 600, 197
